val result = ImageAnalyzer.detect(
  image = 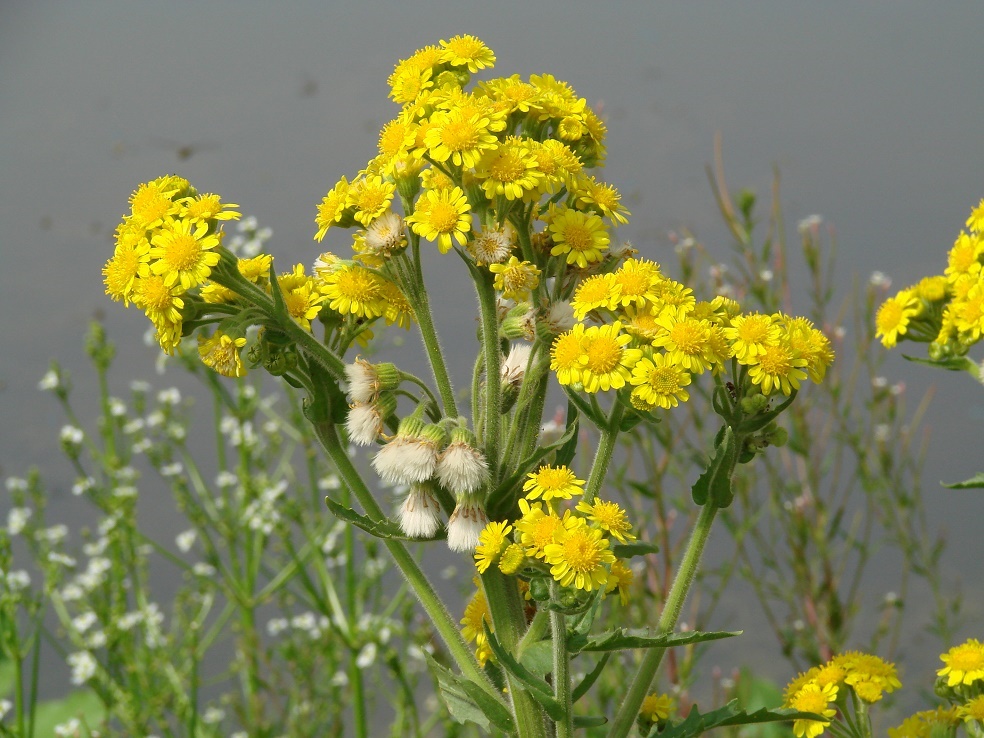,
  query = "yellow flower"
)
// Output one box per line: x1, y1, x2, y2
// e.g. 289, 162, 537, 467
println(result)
439, 34, 495, 73
946, 231, 983, 282
103, 237, 151, 306
180, 193, 240, 223
578, 322, 643, 393
958, 694, 984, 723
474, 521, 512, 574
238, 254, 273, 283
460, 588, 492, 665
832, 651, 901, 701
609, 259, 662, 309
888, 708, 961, 738
606, 559, 634, 606
875, 291, 920, 348
550, 324, 587, 386
276, 264, 325, 331
515, 499, 563, 559
548, 207, 610, 268
652, 313, 714, 374
198, 332, 248, 378
629, 352, 692, 410
787, 682, 837, 738
523, 465, 585, 502
348, 175, 395, 228
572, 273, 619, 319
746, 340, 809, 396
498, 543, 526, 575
575, 499, 636, 543
132, 275, 185, 354
639, 693, 673, 723
967, 198, 984, 234
406, 186, 472, 254
784, 316, 835, 383
149, 218, 223, 290
938, 638, 984, 687
315, 177, 352, 241
424, 109, 499, 169
319, 264, 386, 320
575, 175, 630, 226
475, 137, 543, 201
723, 313, 780, 362
128, 177, 183, 229
543, 516, 615, 592
489, 256, 541, 302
